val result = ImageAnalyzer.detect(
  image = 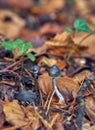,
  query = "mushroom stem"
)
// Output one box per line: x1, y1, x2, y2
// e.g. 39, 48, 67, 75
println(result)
52, 78, 64, 101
